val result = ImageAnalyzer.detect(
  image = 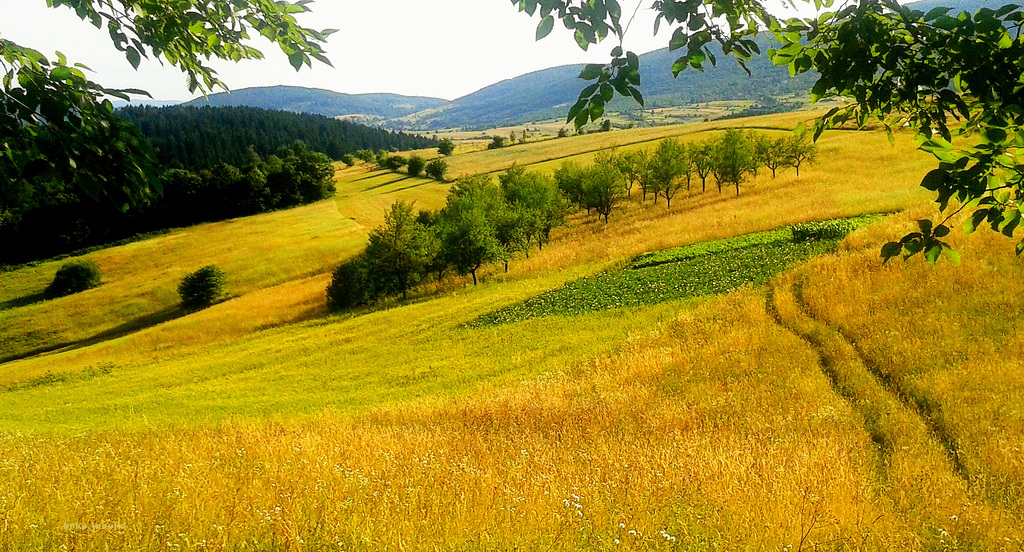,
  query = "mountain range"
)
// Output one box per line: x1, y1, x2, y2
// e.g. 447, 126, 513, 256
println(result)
183, 0, 984, 130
